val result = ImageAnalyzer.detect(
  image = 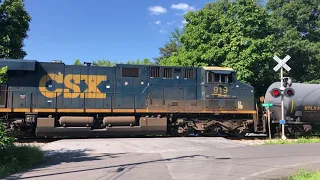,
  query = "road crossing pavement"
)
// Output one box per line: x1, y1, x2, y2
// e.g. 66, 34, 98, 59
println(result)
6, 137, 320, 180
